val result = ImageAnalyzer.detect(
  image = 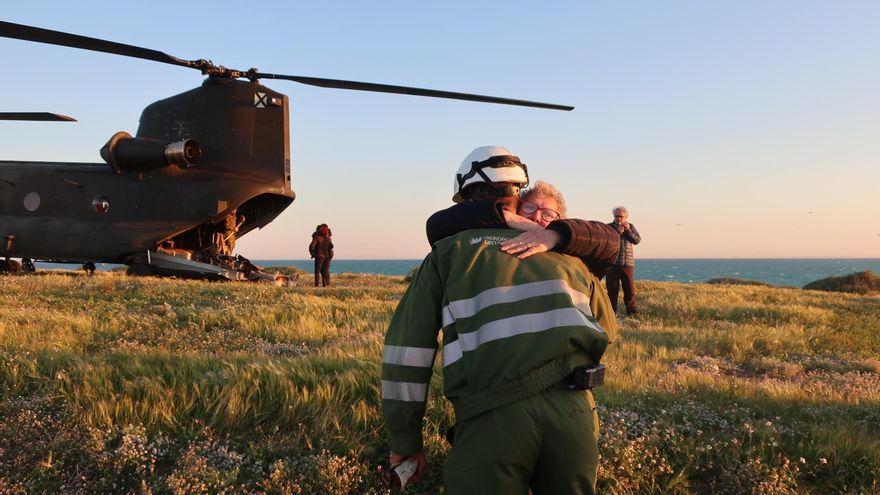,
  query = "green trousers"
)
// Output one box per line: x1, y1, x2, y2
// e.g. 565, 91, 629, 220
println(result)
443, 387, 599, 495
